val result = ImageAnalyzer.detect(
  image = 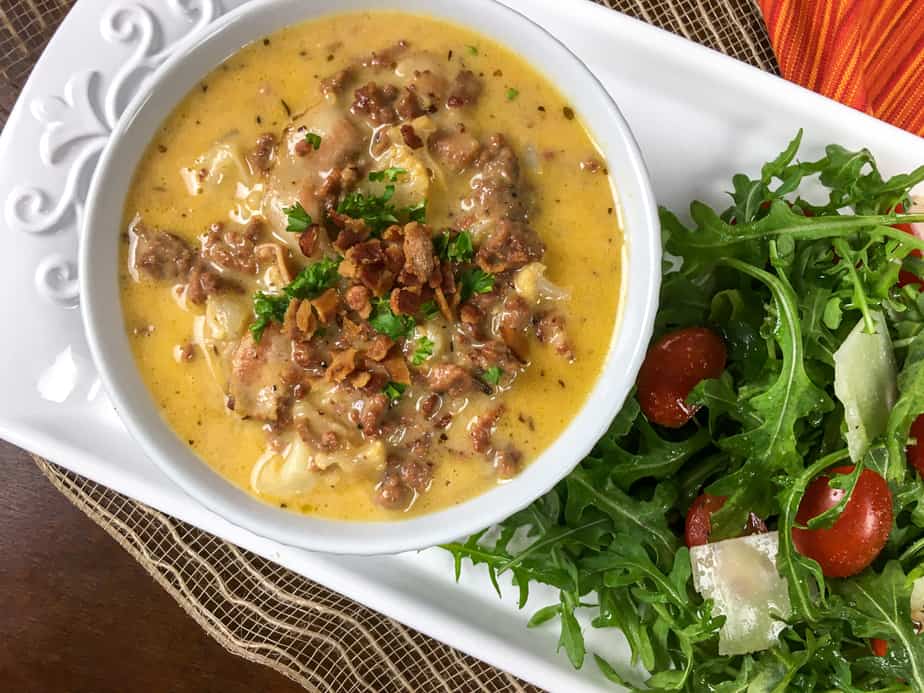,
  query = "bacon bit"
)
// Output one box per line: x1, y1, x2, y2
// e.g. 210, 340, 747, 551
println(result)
400, 124, 423, 149
326, 348, 358, 382
434, 287, 454, 322
382, 224, 404, 242
401, 222, 436, 285
460, 304, 482, 324
384, 355, 412, 385
440, 261, 457, 296
337, 255, 358, 279
331, 213, 370, 252
350, 371, 372, 388
383, 242, 405, 275
366, 334, 394, 362
501, 326, 530, 362
311, 288, 340, 324
345, 284, 372, 318
390, 287, 422, 315
298, 224, 320, 257
340, 317, 365, 343
295, 300, 317, 335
